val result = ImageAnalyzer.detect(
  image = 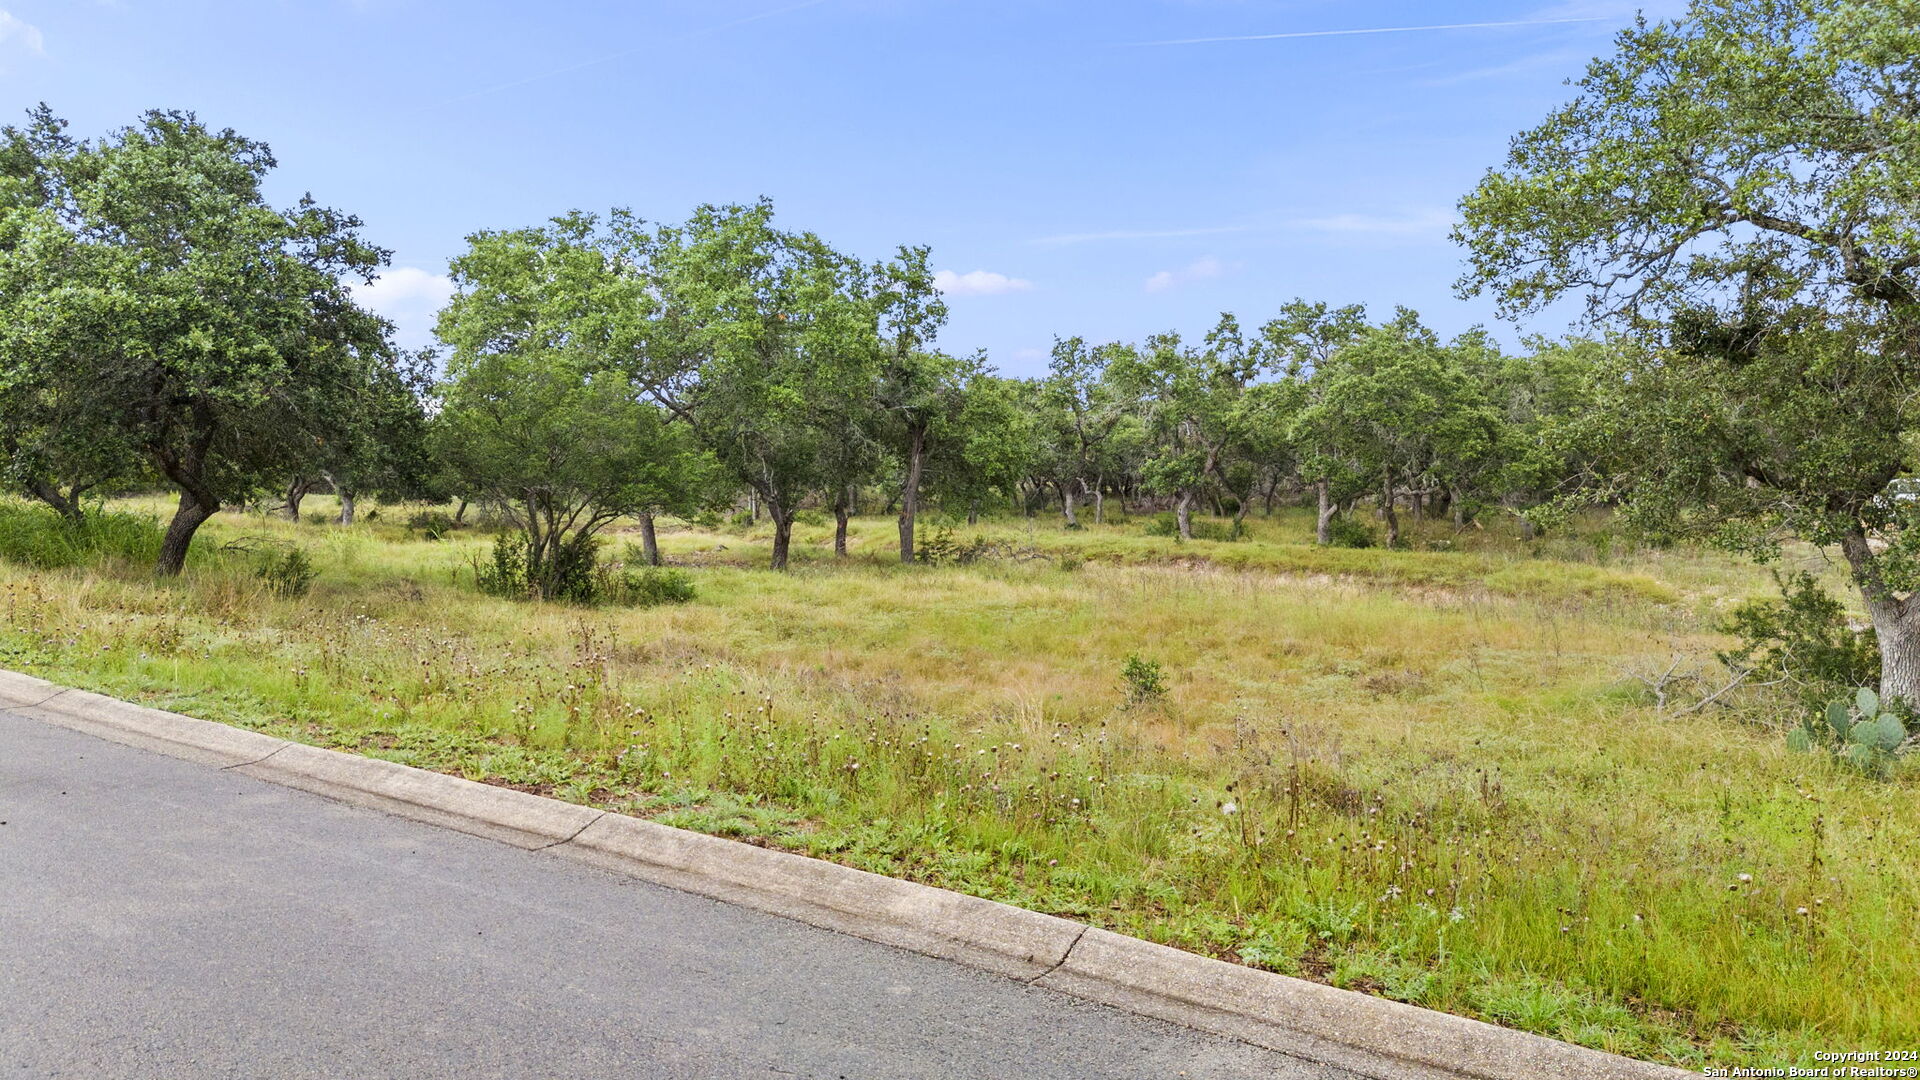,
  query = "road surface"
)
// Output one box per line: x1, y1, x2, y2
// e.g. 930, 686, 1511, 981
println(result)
0, 709, 1358, 1079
